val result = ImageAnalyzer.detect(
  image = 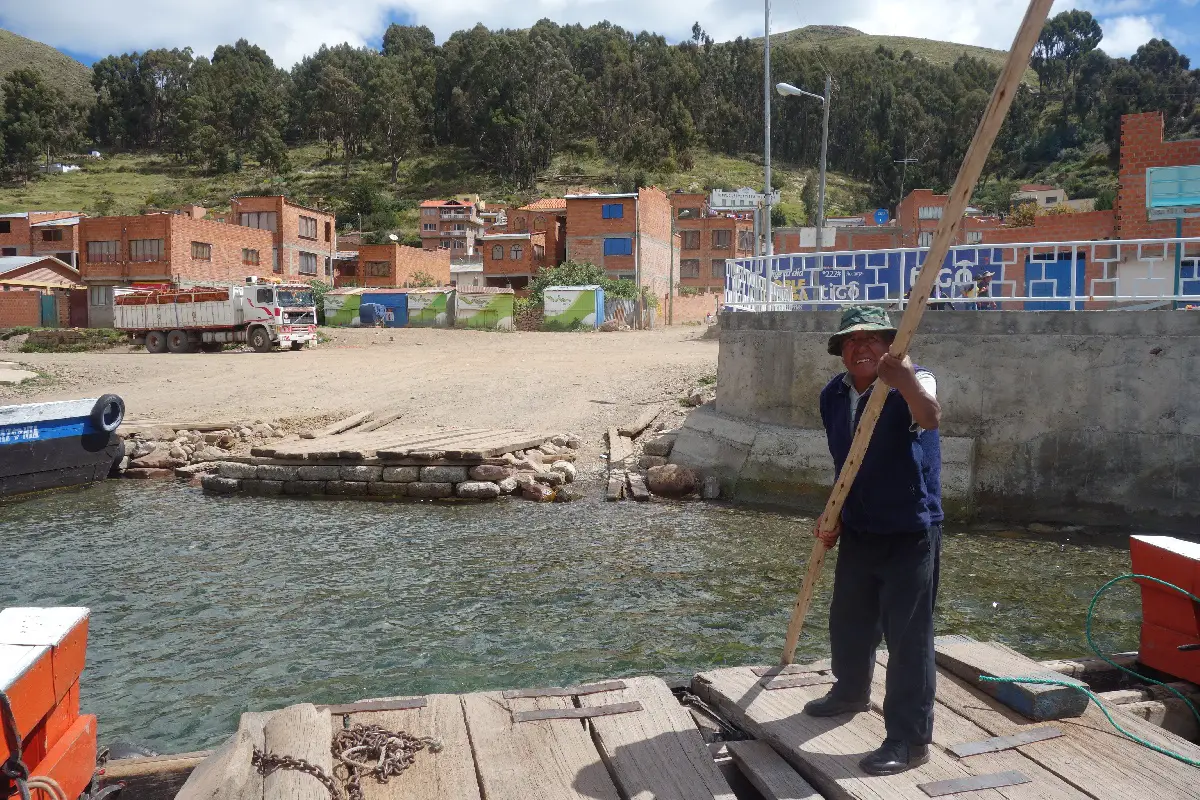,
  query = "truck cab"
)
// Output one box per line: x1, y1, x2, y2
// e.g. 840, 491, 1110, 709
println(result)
242, 282, 318, 351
